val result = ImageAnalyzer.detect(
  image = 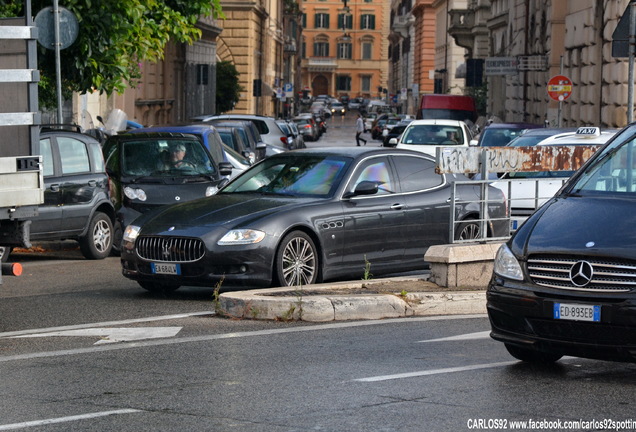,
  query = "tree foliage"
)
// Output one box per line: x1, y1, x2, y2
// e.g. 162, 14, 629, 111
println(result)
1, 0, 223, 108
215, 60, 243, 114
